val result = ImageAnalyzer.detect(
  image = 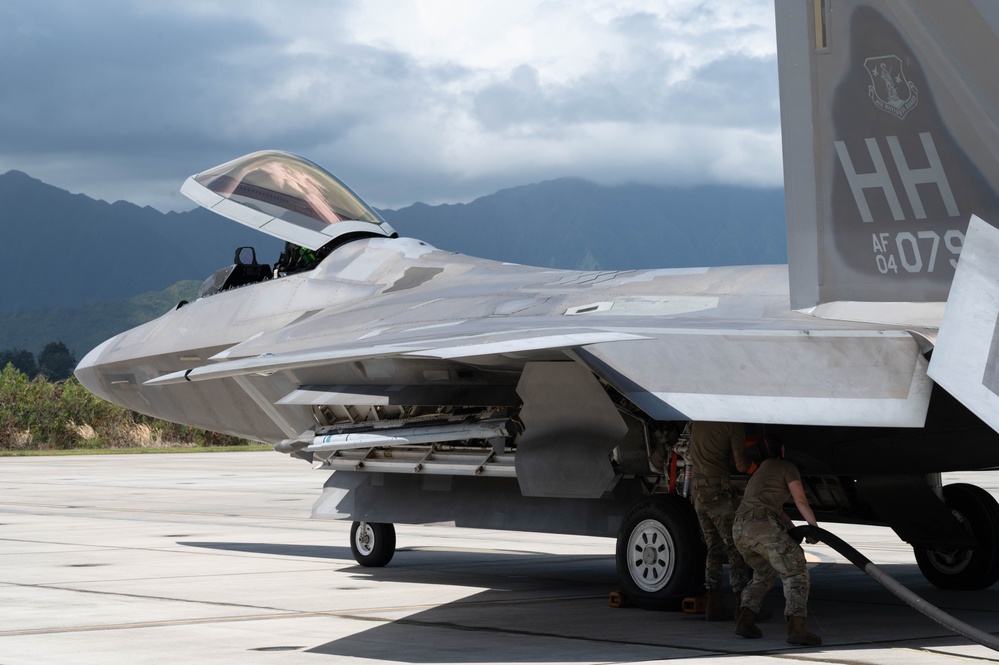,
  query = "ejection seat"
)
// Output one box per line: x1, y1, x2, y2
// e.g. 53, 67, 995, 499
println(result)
227, 246, 271, 288
198, 246, 271, 298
